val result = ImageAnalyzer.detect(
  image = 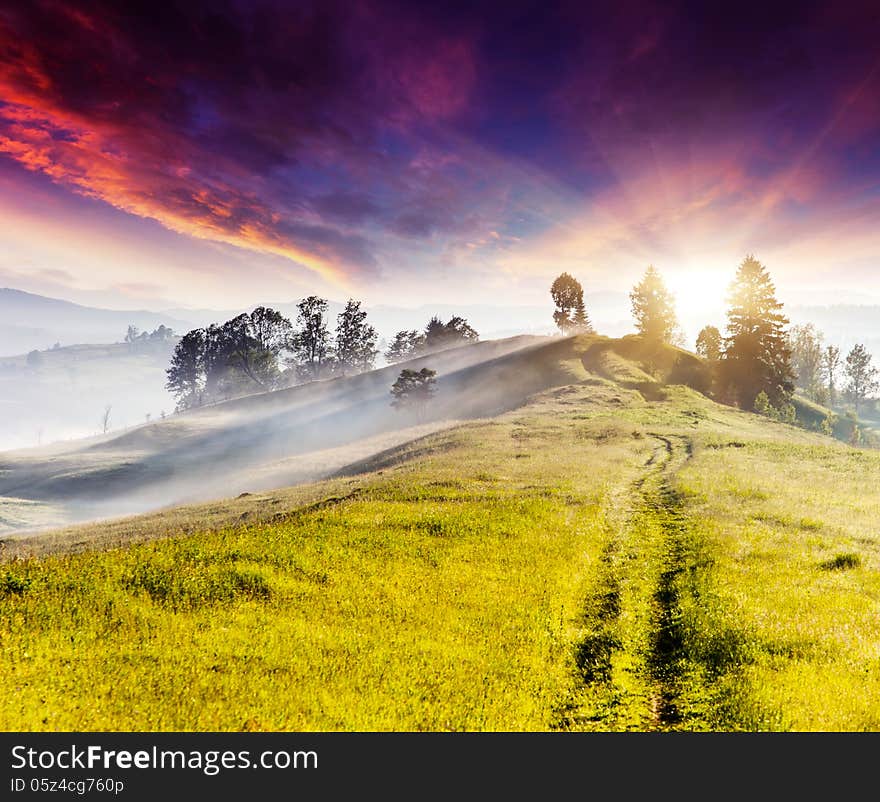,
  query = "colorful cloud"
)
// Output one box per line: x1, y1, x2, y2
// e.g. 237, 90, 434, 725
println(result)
0, 0, 879, 306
